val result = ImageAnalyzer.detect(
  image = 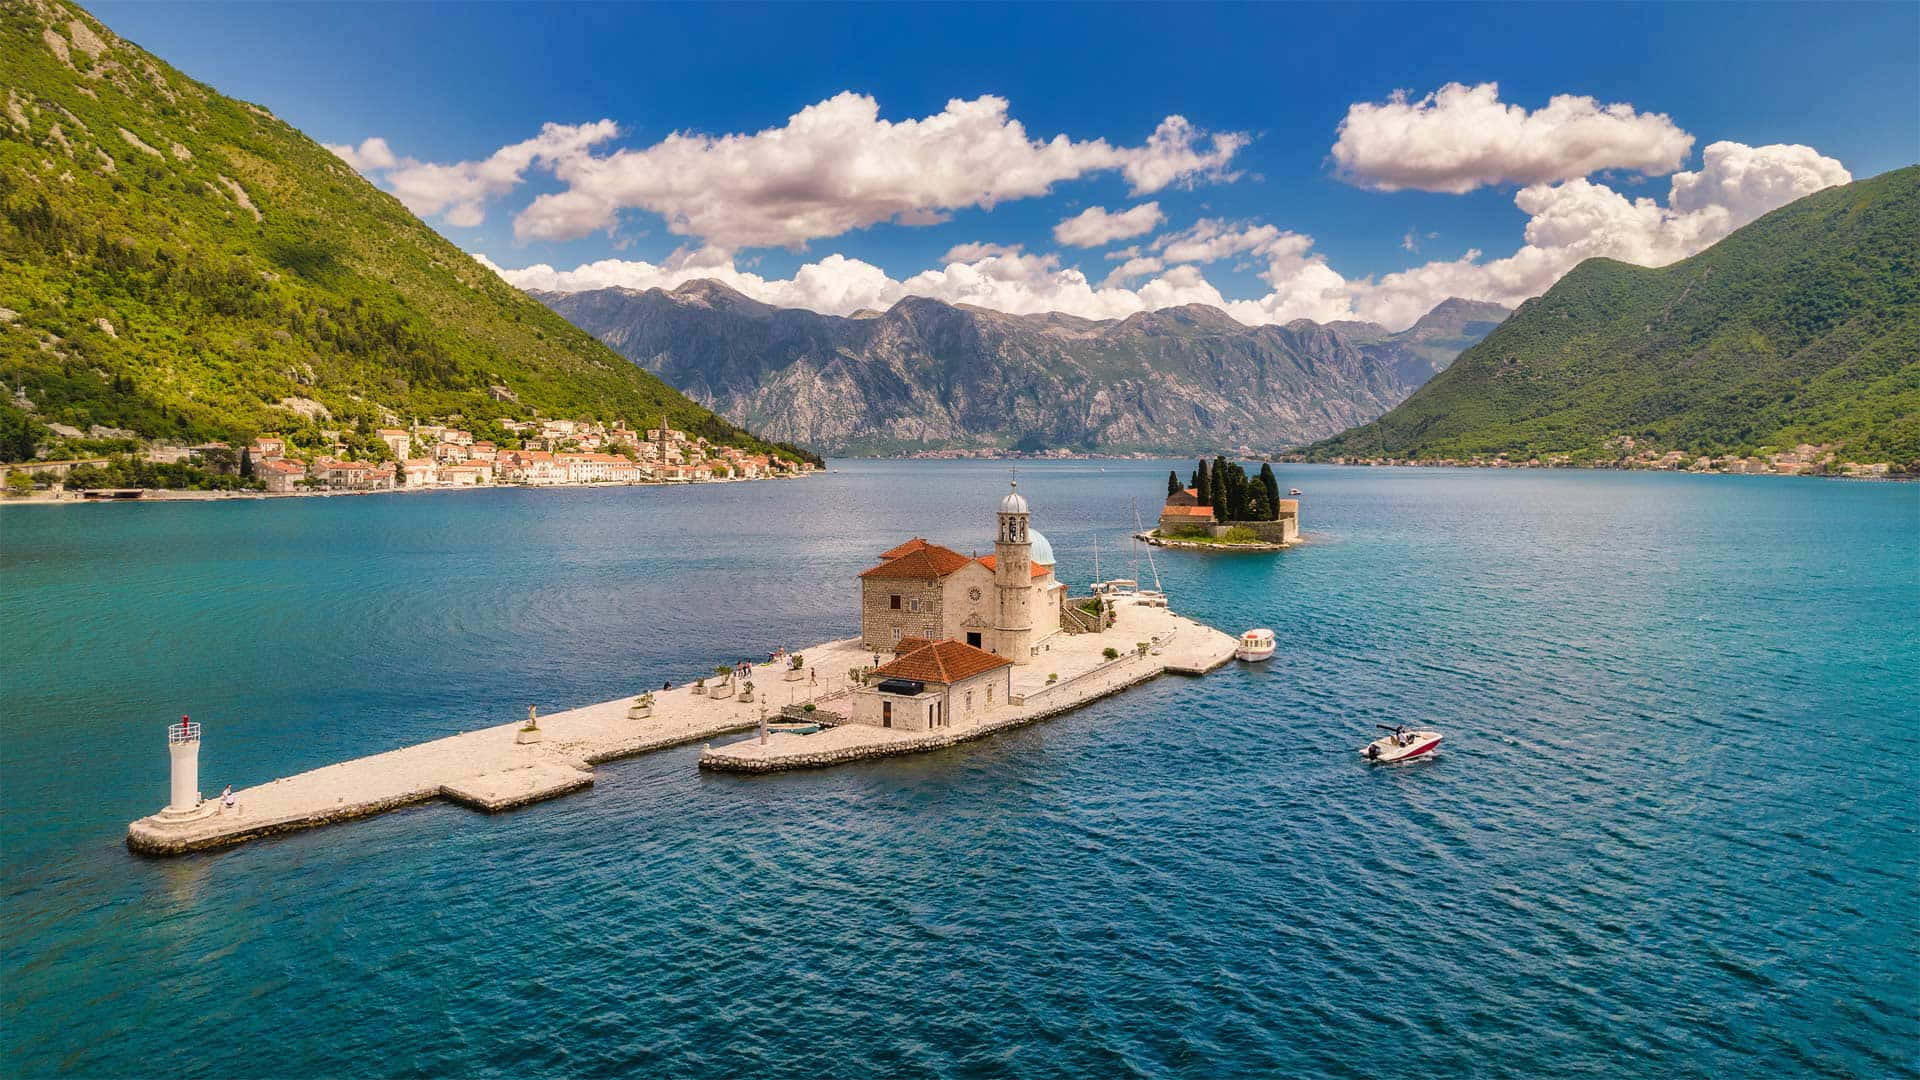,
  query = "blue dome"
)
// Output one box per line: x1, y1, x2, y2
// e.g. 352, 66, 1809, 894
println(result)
1028, 529, 1055, 566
